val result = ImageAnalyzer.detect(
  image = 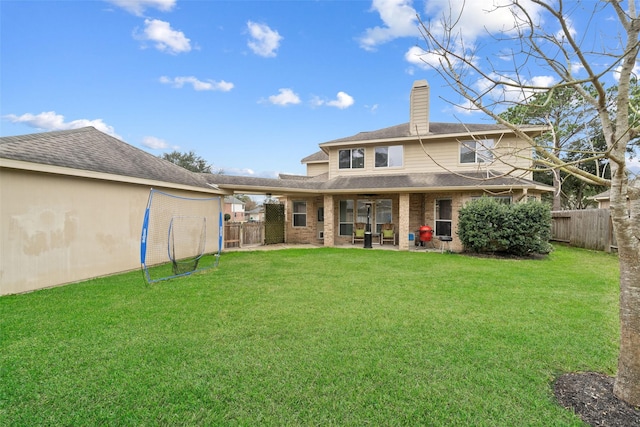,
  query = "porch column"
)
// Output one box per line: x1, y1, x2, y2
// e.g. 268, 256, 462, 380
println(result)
519, 188, 528, 202
323, 194, 335, 247
398, 193, 410, 251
